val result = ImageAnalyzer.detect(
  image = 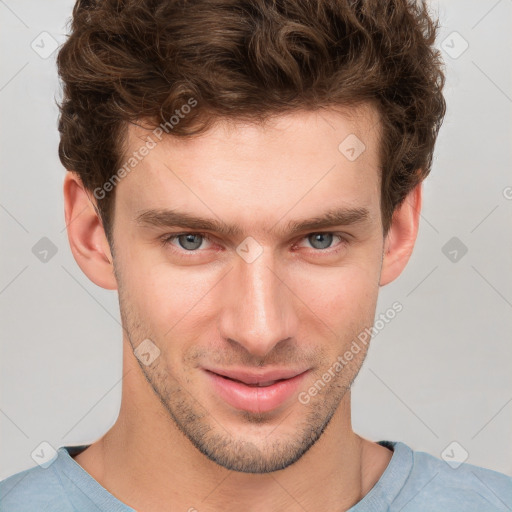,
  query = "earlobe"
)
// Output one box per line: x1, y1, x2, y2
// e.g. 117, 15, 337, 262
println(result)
63, 172, 118, 290
379, 183, 422, 287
